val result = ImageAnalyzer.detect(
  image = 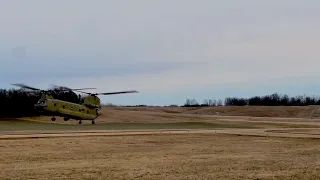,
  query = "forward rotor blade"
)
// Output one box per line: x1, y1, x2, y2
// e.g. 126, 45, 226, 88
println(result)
11, 83, 41, 91
72, 89, 138, 96
71, 88, 97, 91
97, 90, 138, 95
73, 90, 92, 95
